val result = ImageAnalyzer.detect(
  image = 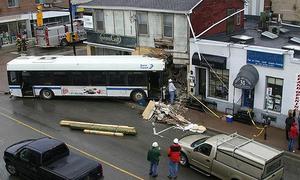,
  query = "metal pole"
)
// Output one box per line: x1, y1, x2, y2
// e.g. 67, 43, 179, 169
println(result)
69, 0, 76, 56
